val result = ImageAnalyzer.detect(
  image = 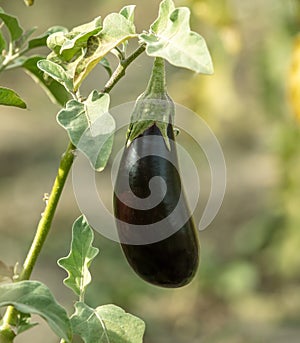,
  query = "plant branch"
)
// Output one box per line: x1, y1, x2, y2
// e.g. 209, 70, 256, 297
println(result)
102, 44, 145, 93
